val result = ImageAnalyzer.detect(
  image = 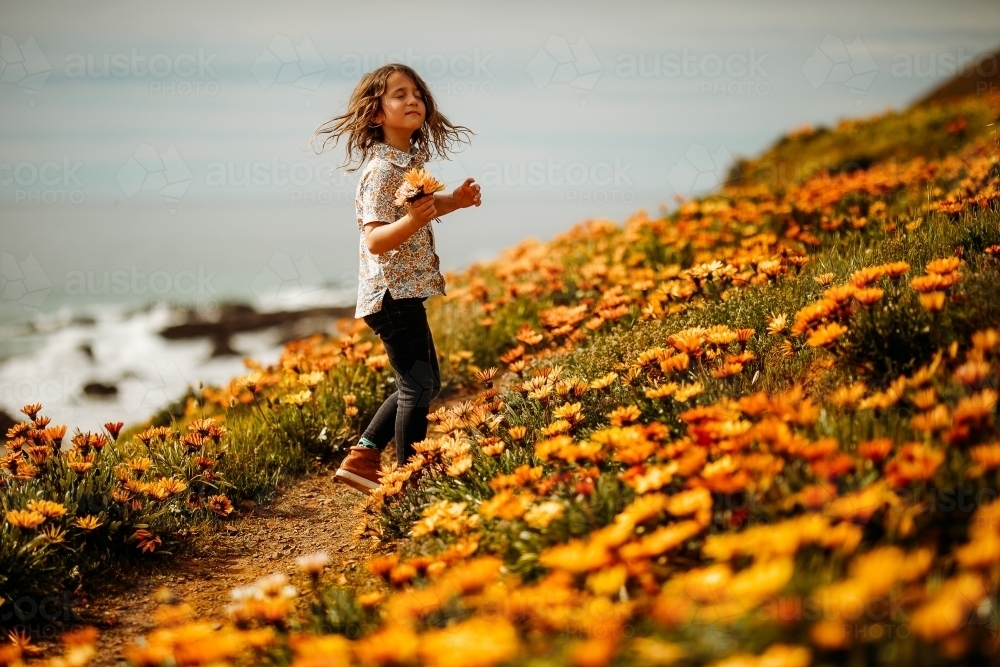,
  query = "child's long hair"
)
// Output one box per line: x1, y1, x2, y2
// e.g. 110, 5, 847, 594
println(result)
309, 64, 473, 174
